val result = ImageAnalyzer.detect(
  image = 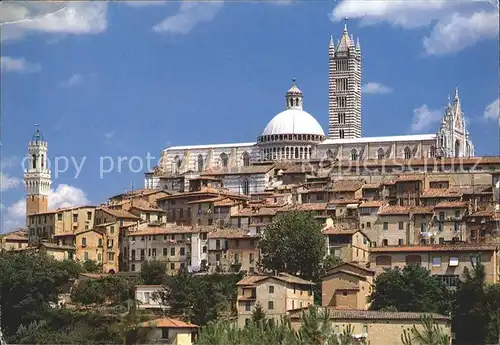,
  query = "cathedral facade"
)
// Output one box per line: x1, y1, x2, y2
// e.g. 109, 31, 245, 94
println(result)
145, 25, 474, 191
